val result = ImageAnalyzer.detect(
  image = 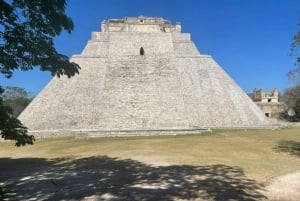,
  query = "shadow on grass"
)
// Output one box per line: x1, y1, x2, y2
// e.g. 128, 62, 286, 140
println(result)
0, 156, 265, 201
273, 140, 300, 157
